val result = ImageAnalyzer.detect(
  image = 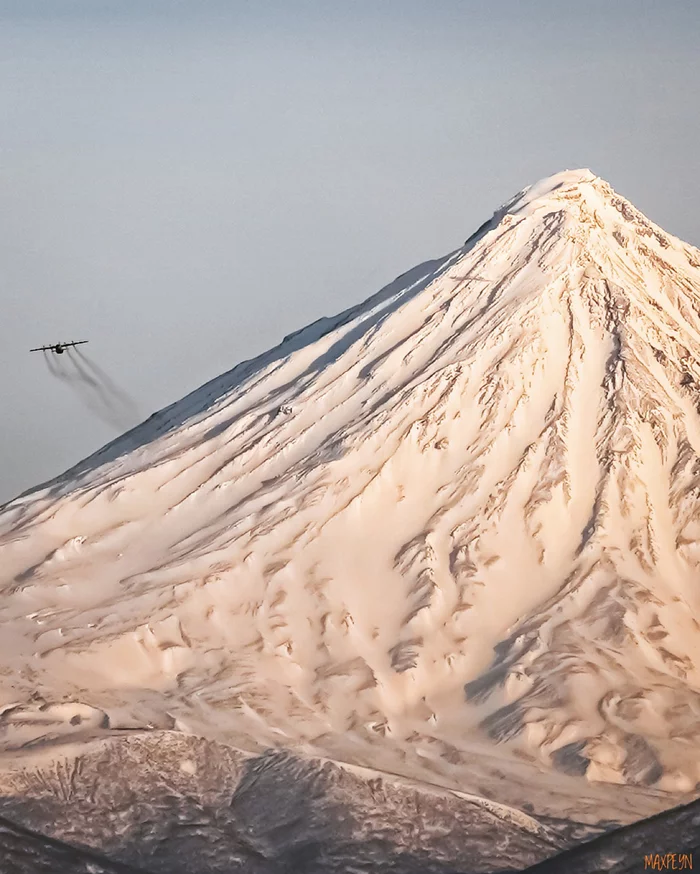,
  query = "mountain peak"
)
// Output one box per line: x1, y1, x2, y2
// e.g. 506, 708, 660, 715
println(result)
466, 167, 697, 284
510, 167, 600, 209
496, 168, 634, 226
